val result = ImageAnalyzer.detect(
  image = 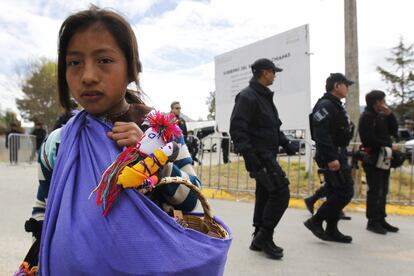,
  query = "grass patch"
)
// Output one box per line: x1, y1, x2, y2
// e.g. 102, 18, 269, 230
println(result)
196, 158, 414, 203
